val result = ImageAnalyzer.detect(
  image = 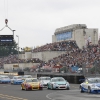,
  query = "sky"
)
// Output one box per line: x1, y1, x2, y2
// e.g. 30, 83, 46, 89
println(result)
0, 0, 100, 49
